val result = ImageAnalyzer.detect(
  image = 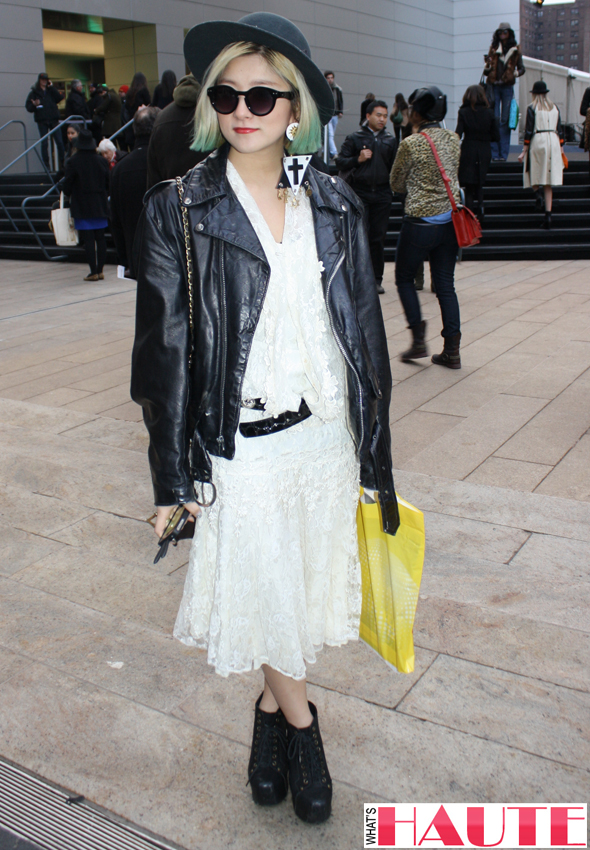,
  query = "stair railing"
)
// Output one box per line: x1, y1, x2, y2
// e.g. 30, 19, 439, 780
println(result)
21, 179, 68, 261
0, 120, 30, 172
0, 116, 89, 184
